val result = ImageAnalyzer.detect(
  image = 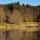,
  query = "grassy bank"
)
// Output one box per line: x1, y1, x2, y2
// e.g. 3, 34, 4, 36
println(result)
0, 22, 39, 32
